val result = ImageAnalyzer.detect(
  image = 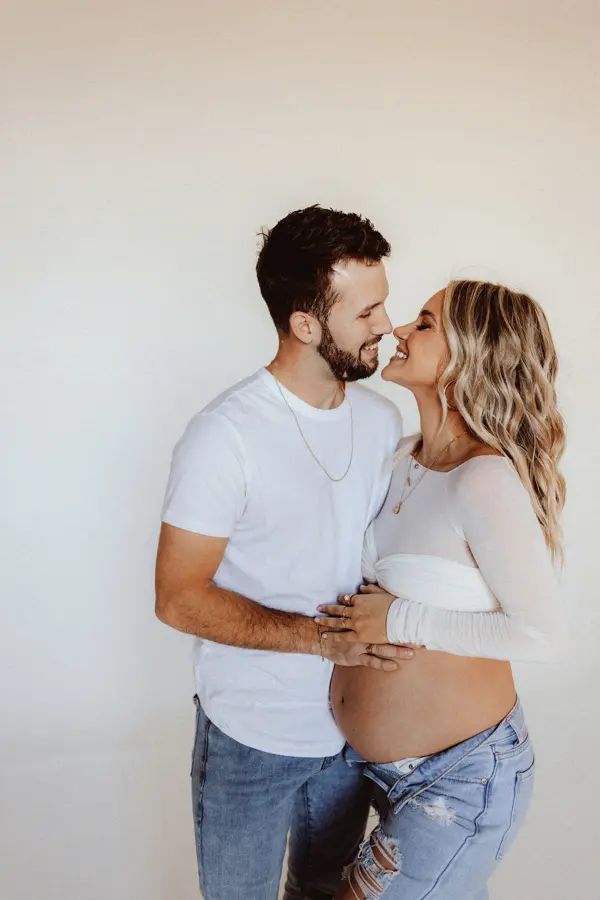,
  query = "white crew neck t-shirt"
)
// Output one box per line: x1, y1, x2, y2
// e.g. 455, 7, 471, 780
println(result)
161, 368, 403, 756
